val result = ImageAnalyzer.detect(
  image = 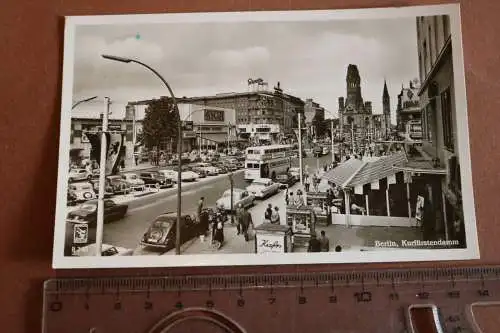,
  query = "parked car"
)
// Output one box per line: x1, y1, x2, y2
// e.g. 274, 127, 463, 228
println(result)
121, 173, 146, 191
107, 175, 132, 195
66, 199, 128, 226
159, 167, 198, 182
288, 167, 301, 180
68, 182, 96, 203
68, 168, 92, 182
173, 166, 199, 181
245, 178, 280, 199
139, 171, 173, 188
276, 172, 298, 189
190, 166, 207, 178
313, 146, 323, 157
194, 162, 220, 176
88, 175, 114, 198
213, 163, 229, 174
72, 243, 134, 256
216, 188, 255, 211
140, 213, 201, 251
